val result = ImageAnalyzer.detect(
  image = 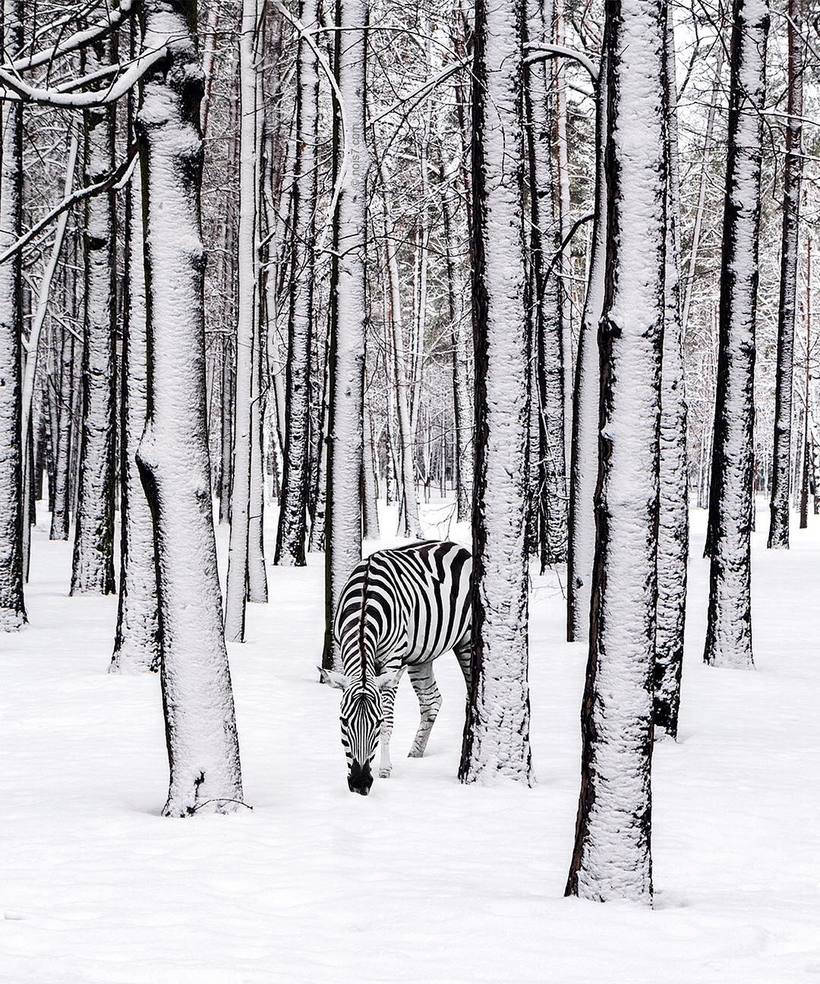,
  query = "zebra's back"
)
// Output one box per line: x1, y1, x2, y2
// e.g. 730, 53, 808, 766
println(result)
335, 541, 472, 672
